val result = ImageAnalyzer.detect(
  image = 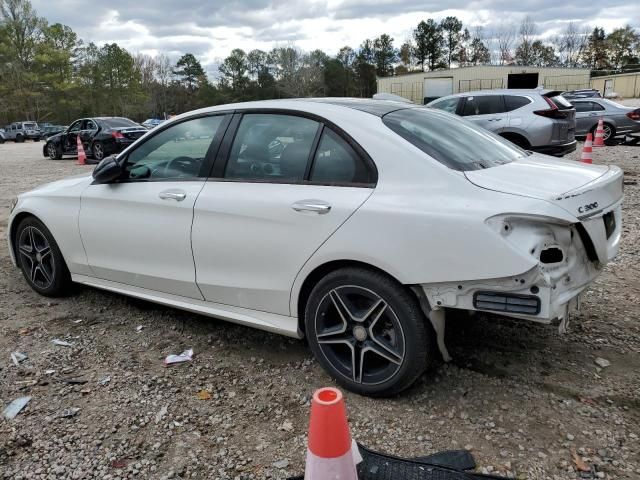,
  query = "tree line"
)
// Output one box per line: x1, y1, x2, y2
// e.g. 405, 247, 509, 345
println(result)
1, 0, 639, 125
